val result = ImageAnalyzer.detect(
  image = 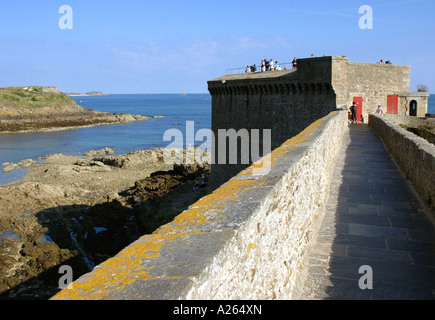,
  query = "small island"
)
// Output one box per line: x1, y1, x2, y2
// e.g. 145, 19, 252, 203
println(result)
66, 91, 109, 97
0, 86, 159, 133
